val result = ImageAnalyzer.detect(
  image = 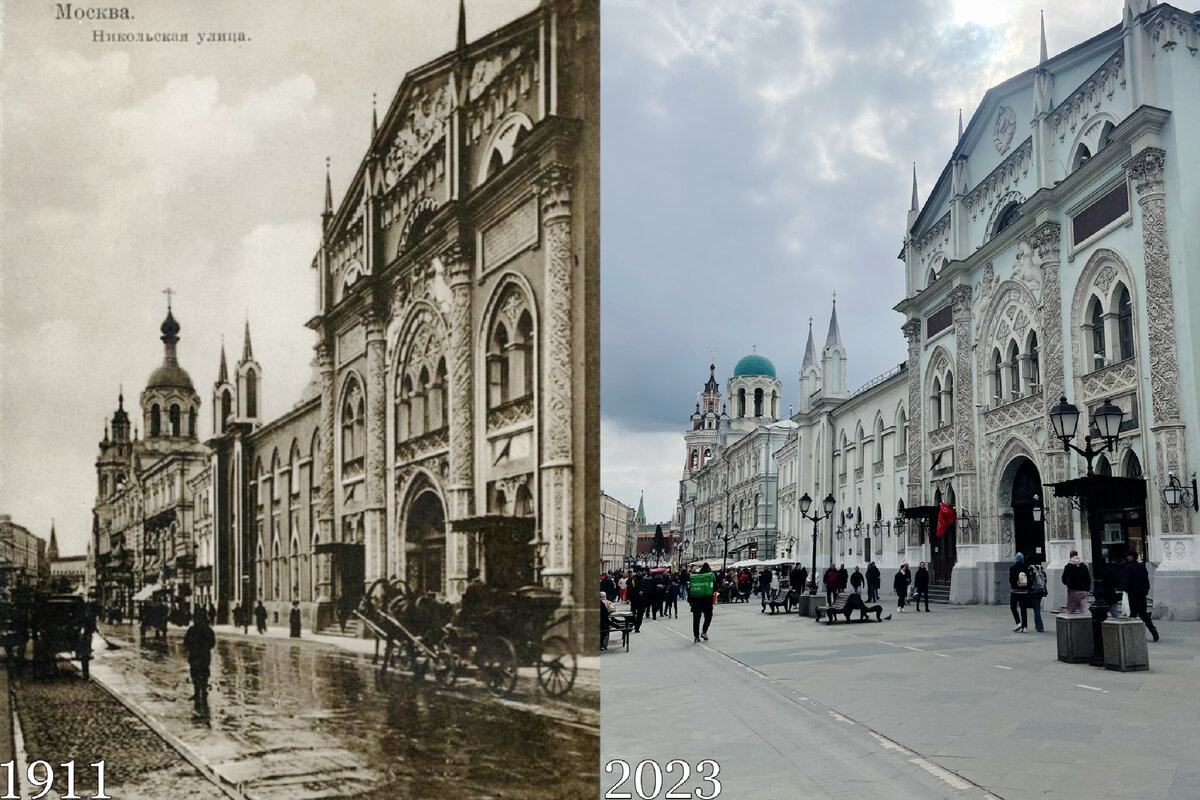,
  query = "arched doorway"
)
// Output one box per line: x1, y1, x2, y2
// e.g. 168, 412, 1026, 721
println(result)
1008, 458, 1045, 563
931, 485, 957, 584
405, 489, 446, 596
